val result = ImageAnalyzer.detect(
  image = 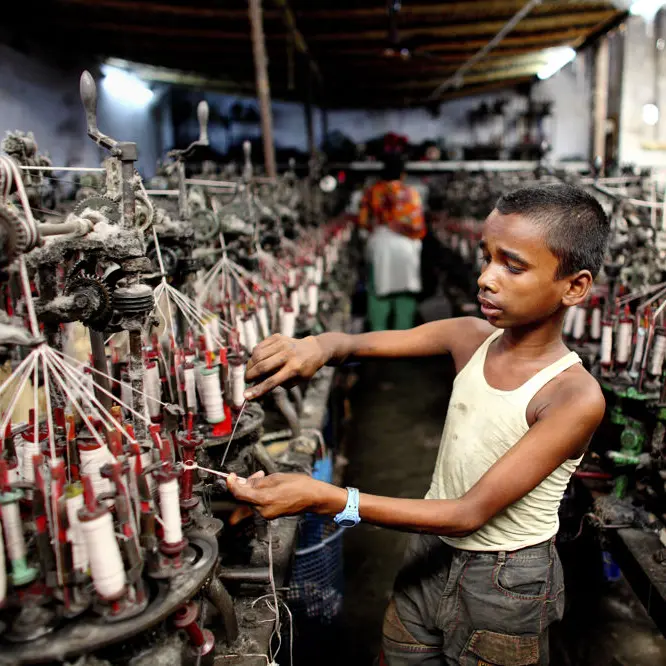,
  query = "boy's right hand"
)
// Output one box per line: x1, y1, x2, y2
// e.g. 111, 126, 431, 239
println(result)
244, 334, 329, 400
